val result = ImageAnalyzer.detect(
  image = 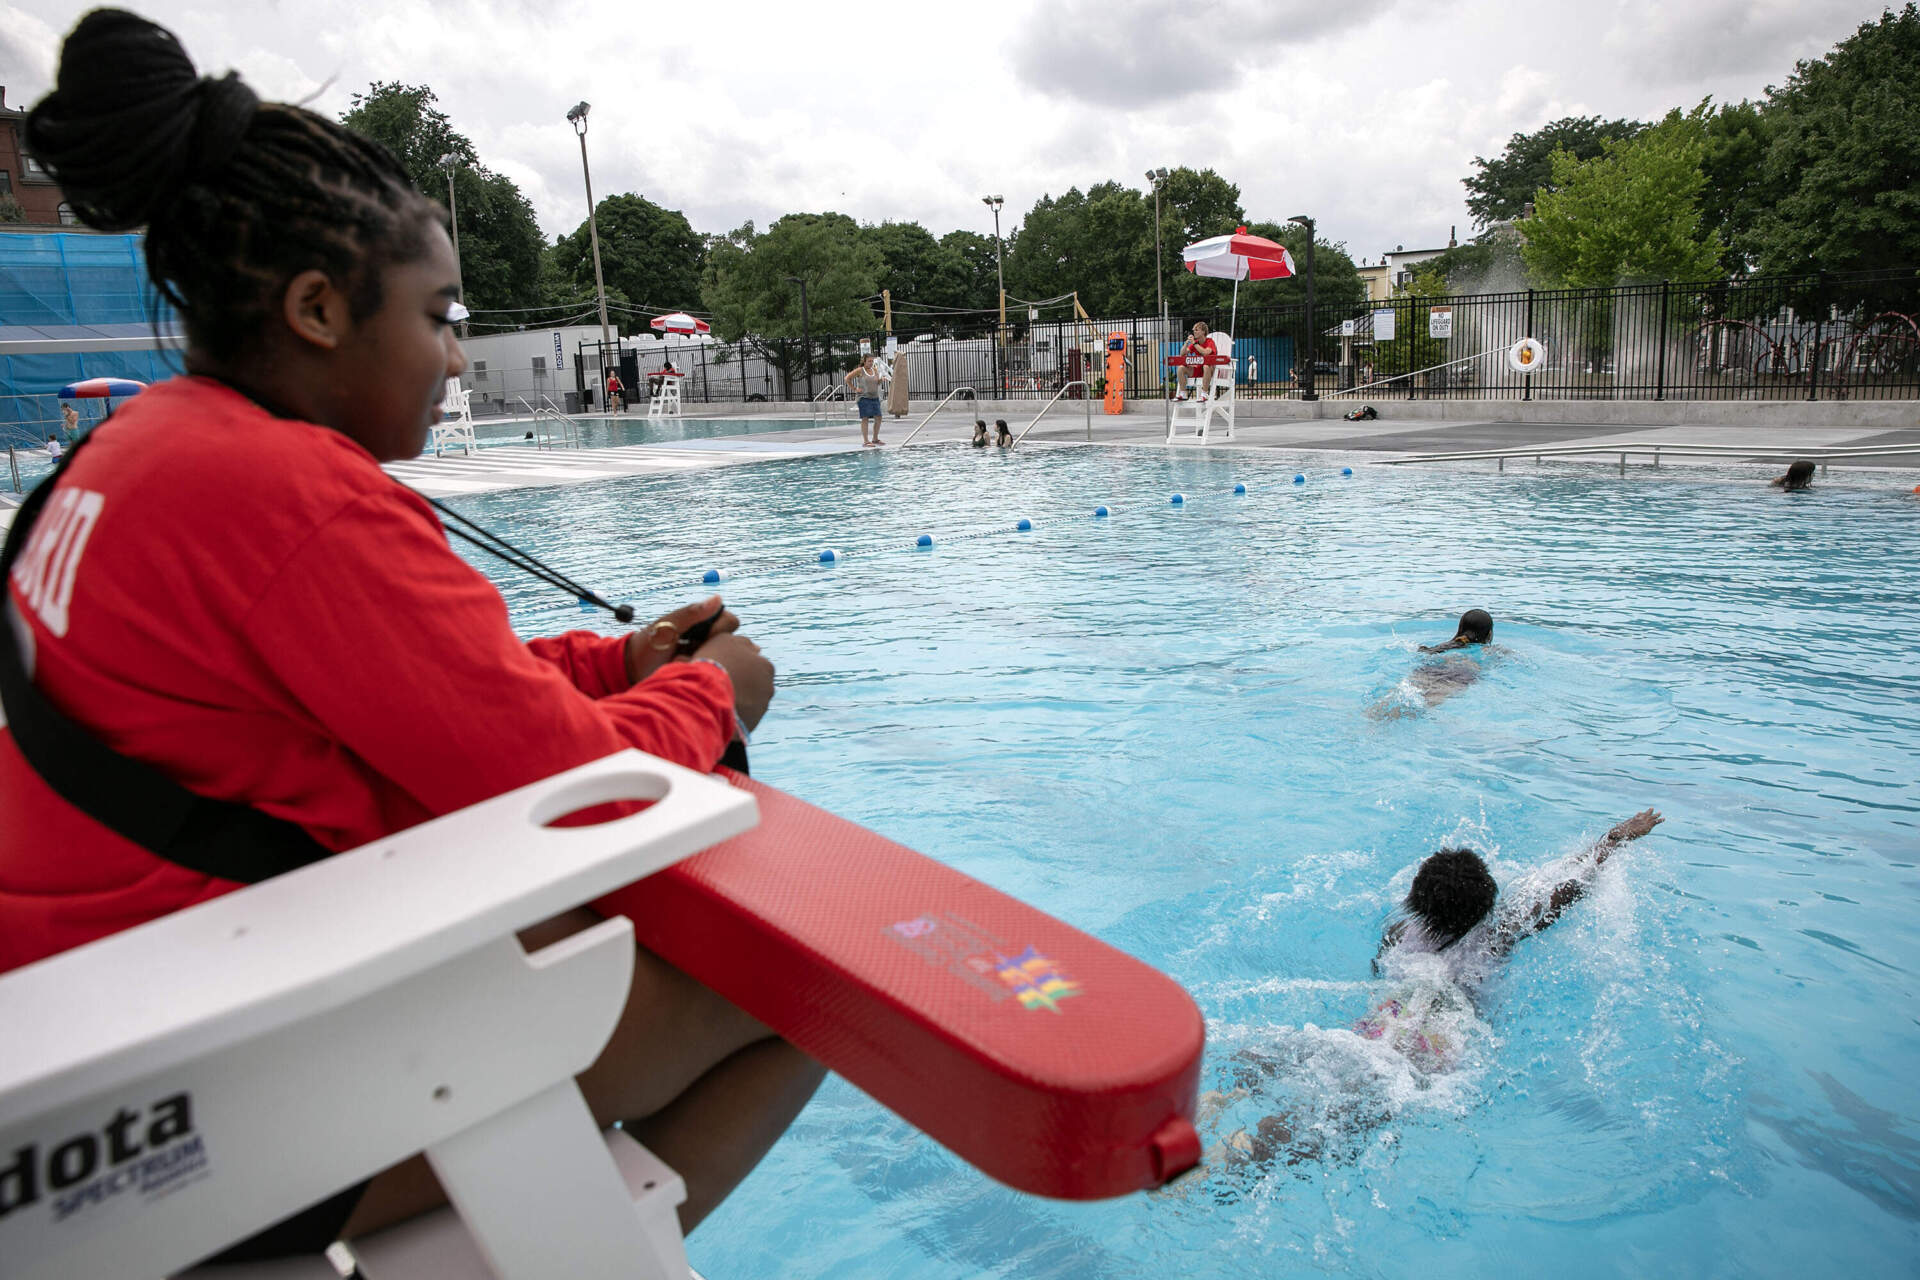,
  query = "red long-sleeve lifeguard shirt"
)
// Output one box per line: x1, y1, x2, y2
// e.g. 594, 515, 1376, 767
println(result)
0, 377, 734, 972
